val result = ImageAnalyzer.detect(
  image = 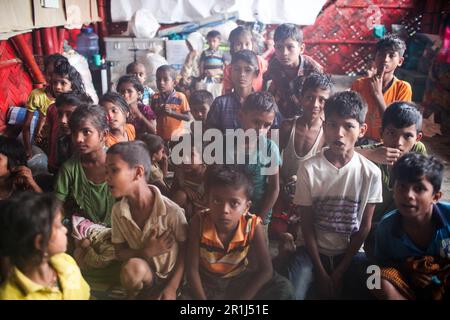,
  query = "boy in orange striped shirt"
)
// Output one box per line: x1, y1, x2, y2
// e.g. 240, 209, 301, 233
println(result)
351, 34, 412, 143
186, 165, 293, 300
